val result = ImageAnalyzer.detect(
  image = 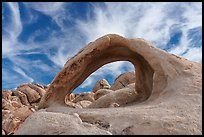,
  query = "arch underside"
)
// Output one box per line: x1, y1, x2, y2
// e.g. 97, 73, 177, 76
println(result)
39, 34, 169, 108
